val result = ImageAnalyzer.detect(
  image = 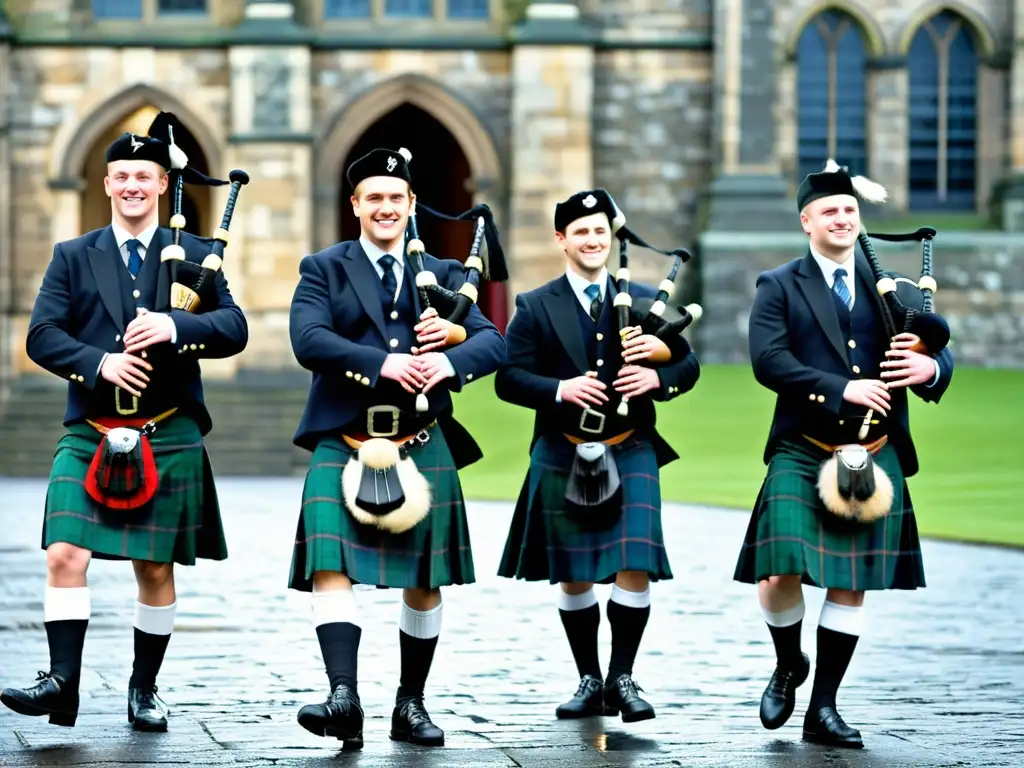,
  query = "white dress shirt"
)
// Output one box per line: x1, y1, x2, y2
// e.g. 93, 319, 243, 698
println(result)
555, 268, 609, 403
811, 247, 938, 386
360, 236, 455, 379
